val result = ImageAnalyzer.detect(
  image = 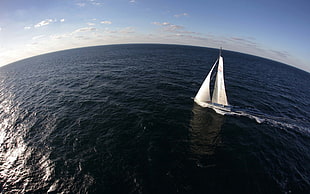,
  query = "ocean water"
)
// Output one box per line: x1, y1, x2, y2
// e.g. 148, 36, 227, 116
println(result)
0, 44, 309, 193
